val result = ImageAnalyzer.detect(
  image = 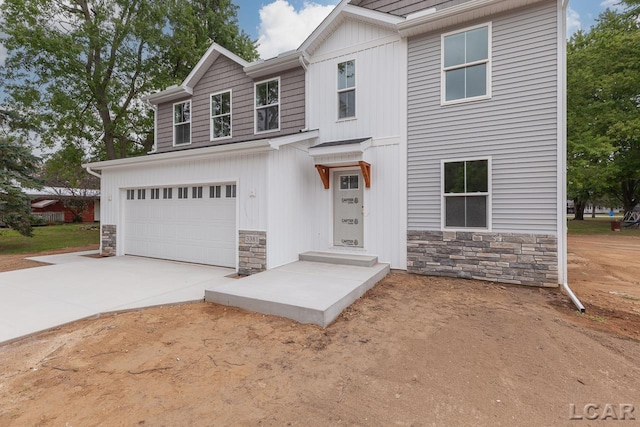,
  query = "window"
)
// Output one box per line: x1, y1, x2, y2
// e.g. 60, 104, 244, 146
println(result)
126, 189, 135, 200
226, 184, 236, 198
163, 188, 173, 199
337, 60, 355, 119
443, 159, 490, 228
178, 187, 188, 199
442, 24, 491, 103
211, 91, 231, 140
192, 186, 203, 199
339, 175, 359, 190
174, 100, 191, 145
150, 188, 160, 200
255, 78, 279, 133
137, 189, 146, 200
210, 185, 221, 198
